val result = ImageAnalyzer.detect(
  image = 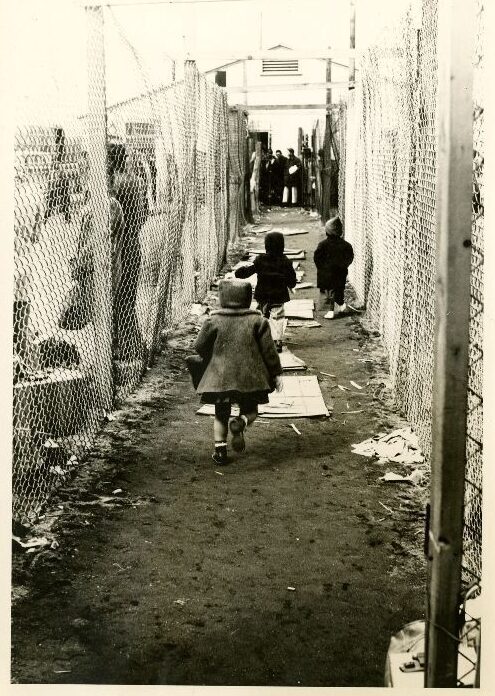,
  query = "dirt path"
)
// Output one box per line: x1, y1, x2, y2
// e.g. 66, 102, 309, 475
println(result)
12, 208, 426, 687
